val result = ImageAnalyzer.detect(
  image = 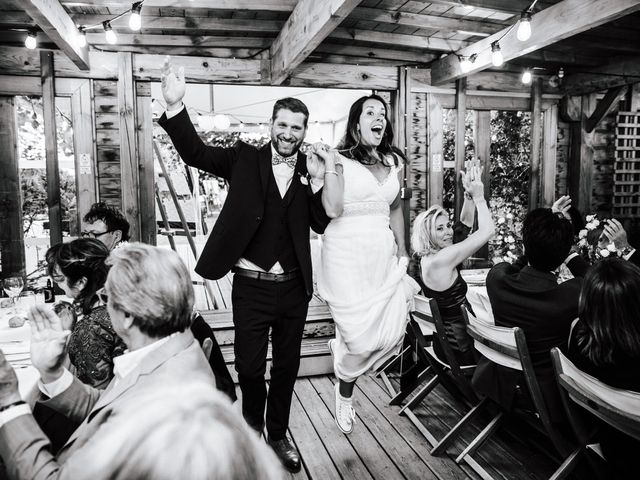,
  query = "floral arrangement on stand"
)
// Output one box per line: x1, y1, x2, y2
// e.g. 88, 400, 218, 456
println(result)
577, 215, 624, 264
489, 197, 525, 265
